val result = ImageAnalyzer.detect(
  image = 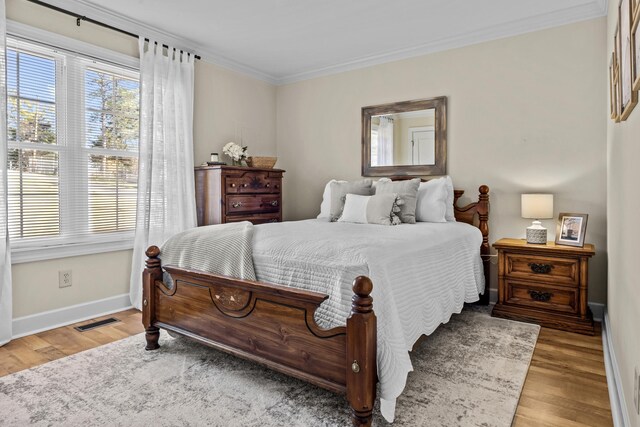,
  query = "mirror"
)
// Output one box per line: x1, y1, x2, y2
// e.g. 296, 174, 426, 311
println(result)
362, 97, 447, 177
